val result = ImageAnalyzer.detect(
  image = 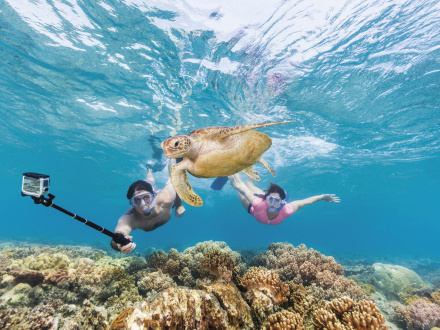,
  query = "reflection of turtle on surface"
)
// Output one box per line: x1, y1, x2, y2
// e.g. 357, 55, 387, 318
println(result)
161, 121, 293, 207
